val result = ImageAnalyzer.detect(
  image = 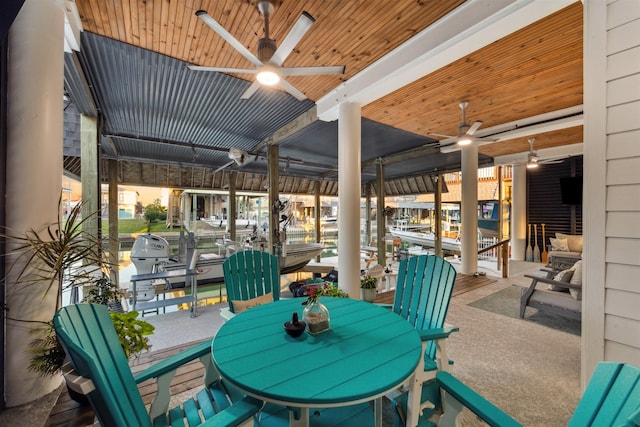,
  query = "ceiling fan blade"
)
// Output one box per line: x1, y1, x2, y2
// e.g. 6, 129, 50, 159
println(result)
427, 132, 455, 139
213, 160, 235, 174
195, 10, 263, 68
466, 120, 483, 135
270, 11, 315, 66
280, 65, 346, 76
472, 135, 497, 142
187, 65, 257, 74
278, 78, 307, 101
240, 81, 262, 100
